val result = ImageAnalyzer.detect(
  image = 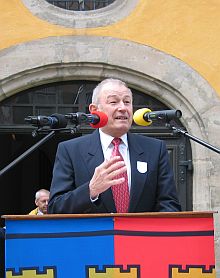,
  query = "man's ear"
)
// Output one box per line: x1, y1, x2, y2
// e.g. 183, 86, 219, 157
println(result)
89, 104, 98, 113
